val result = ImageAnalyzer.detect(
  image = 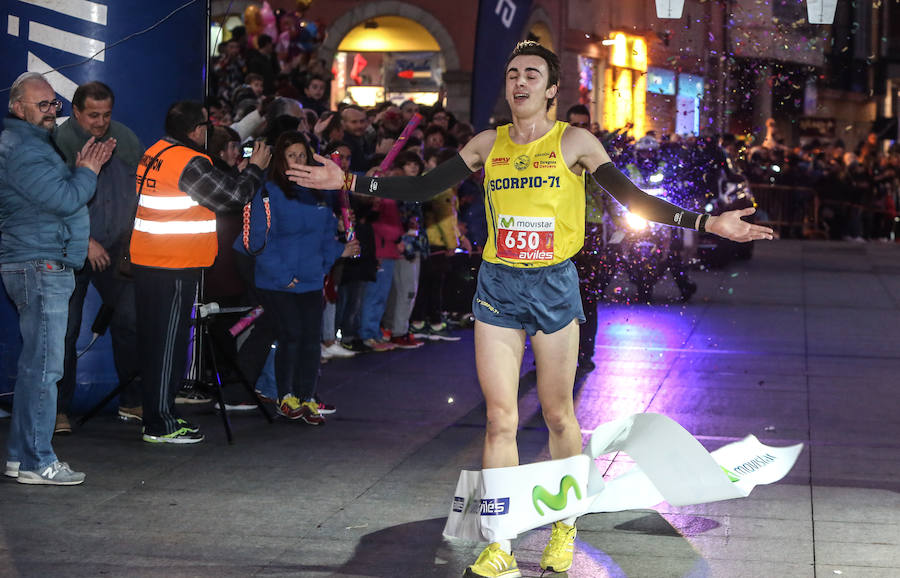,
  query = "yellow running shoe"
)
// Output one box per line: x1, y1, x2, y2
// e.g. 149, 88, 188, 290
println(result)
464, 542, 521, 577
540, 521, 577, 572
